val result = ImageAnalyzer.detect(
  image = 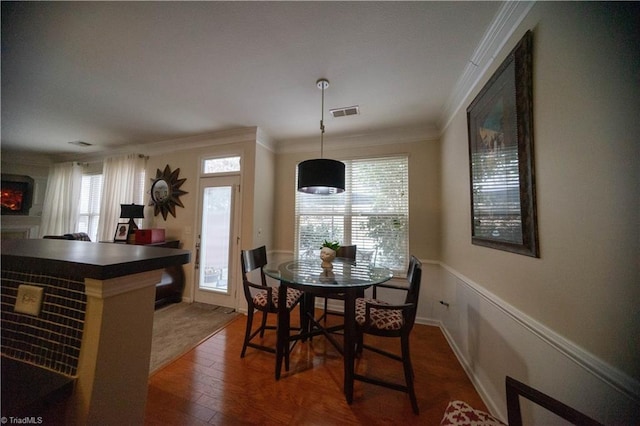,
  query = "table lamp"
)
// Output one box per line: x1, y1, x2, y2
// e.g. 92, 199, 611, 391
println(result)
120, 203, 145, 243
